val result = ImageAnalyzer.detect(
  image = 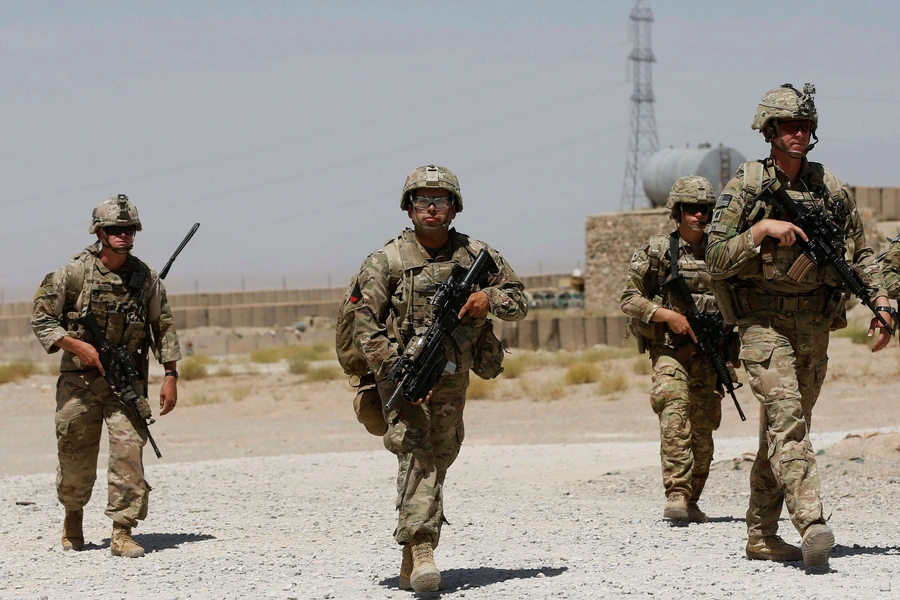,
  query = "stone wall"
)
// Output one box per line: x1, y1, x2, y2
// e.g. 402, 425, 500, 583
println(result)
585, 208, 671, 316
